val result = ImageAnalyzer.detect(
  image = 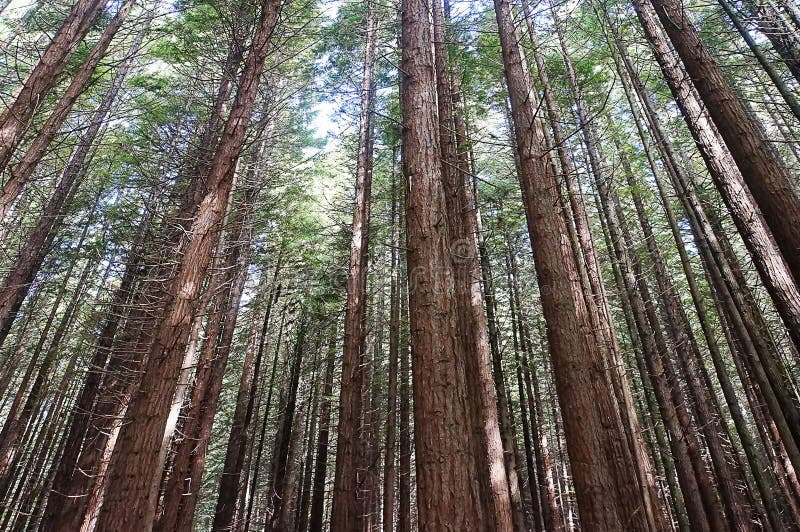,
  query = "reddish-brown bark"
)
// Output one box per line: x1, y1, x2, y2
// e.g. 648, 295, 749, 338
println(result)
92, 0, 282, 526
329, 3, 377, 529
493, 0, 653, 527
0, 0, 106, 173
